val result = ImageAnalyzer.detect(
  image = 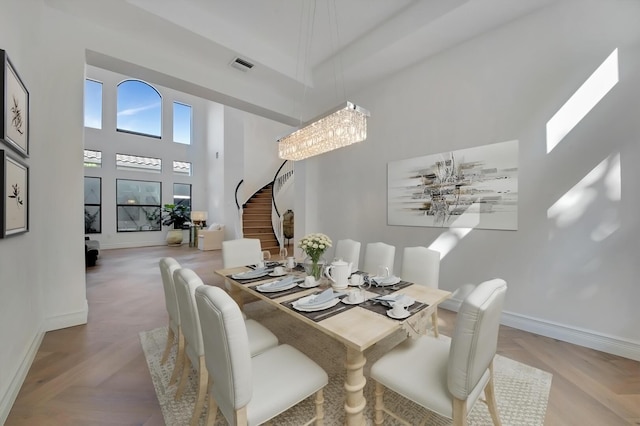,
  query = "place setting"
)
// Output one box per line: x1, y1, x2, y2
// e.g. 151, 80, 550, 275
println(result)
361, 292, 428, 320
249, 275, 306, 299
285, 288, 356, 321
